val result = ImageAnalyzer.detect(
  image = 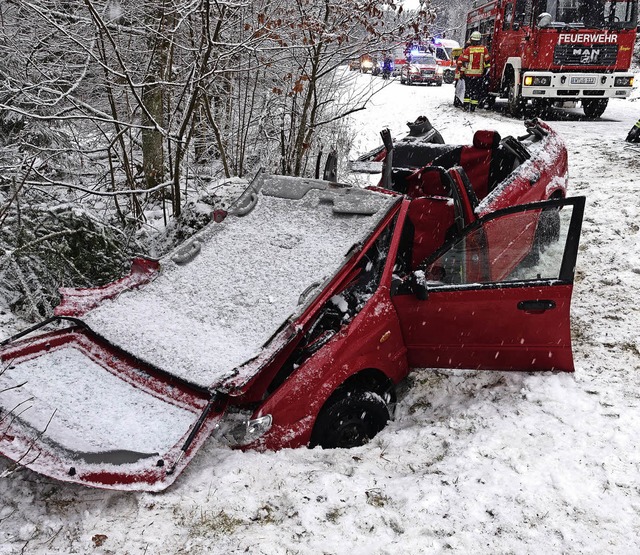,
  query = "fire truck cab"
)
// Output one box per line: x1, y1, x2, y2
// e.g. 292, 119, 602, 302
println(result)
465, 0, 637, 117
